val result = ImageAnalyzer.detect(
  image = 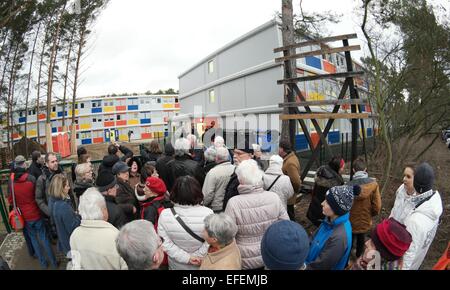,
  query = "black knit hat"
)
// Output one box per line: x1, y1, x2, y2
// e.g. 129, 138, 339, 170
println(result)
96, 171, 117, 192
413, 162, 435, 194
326, 185, 361, 216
